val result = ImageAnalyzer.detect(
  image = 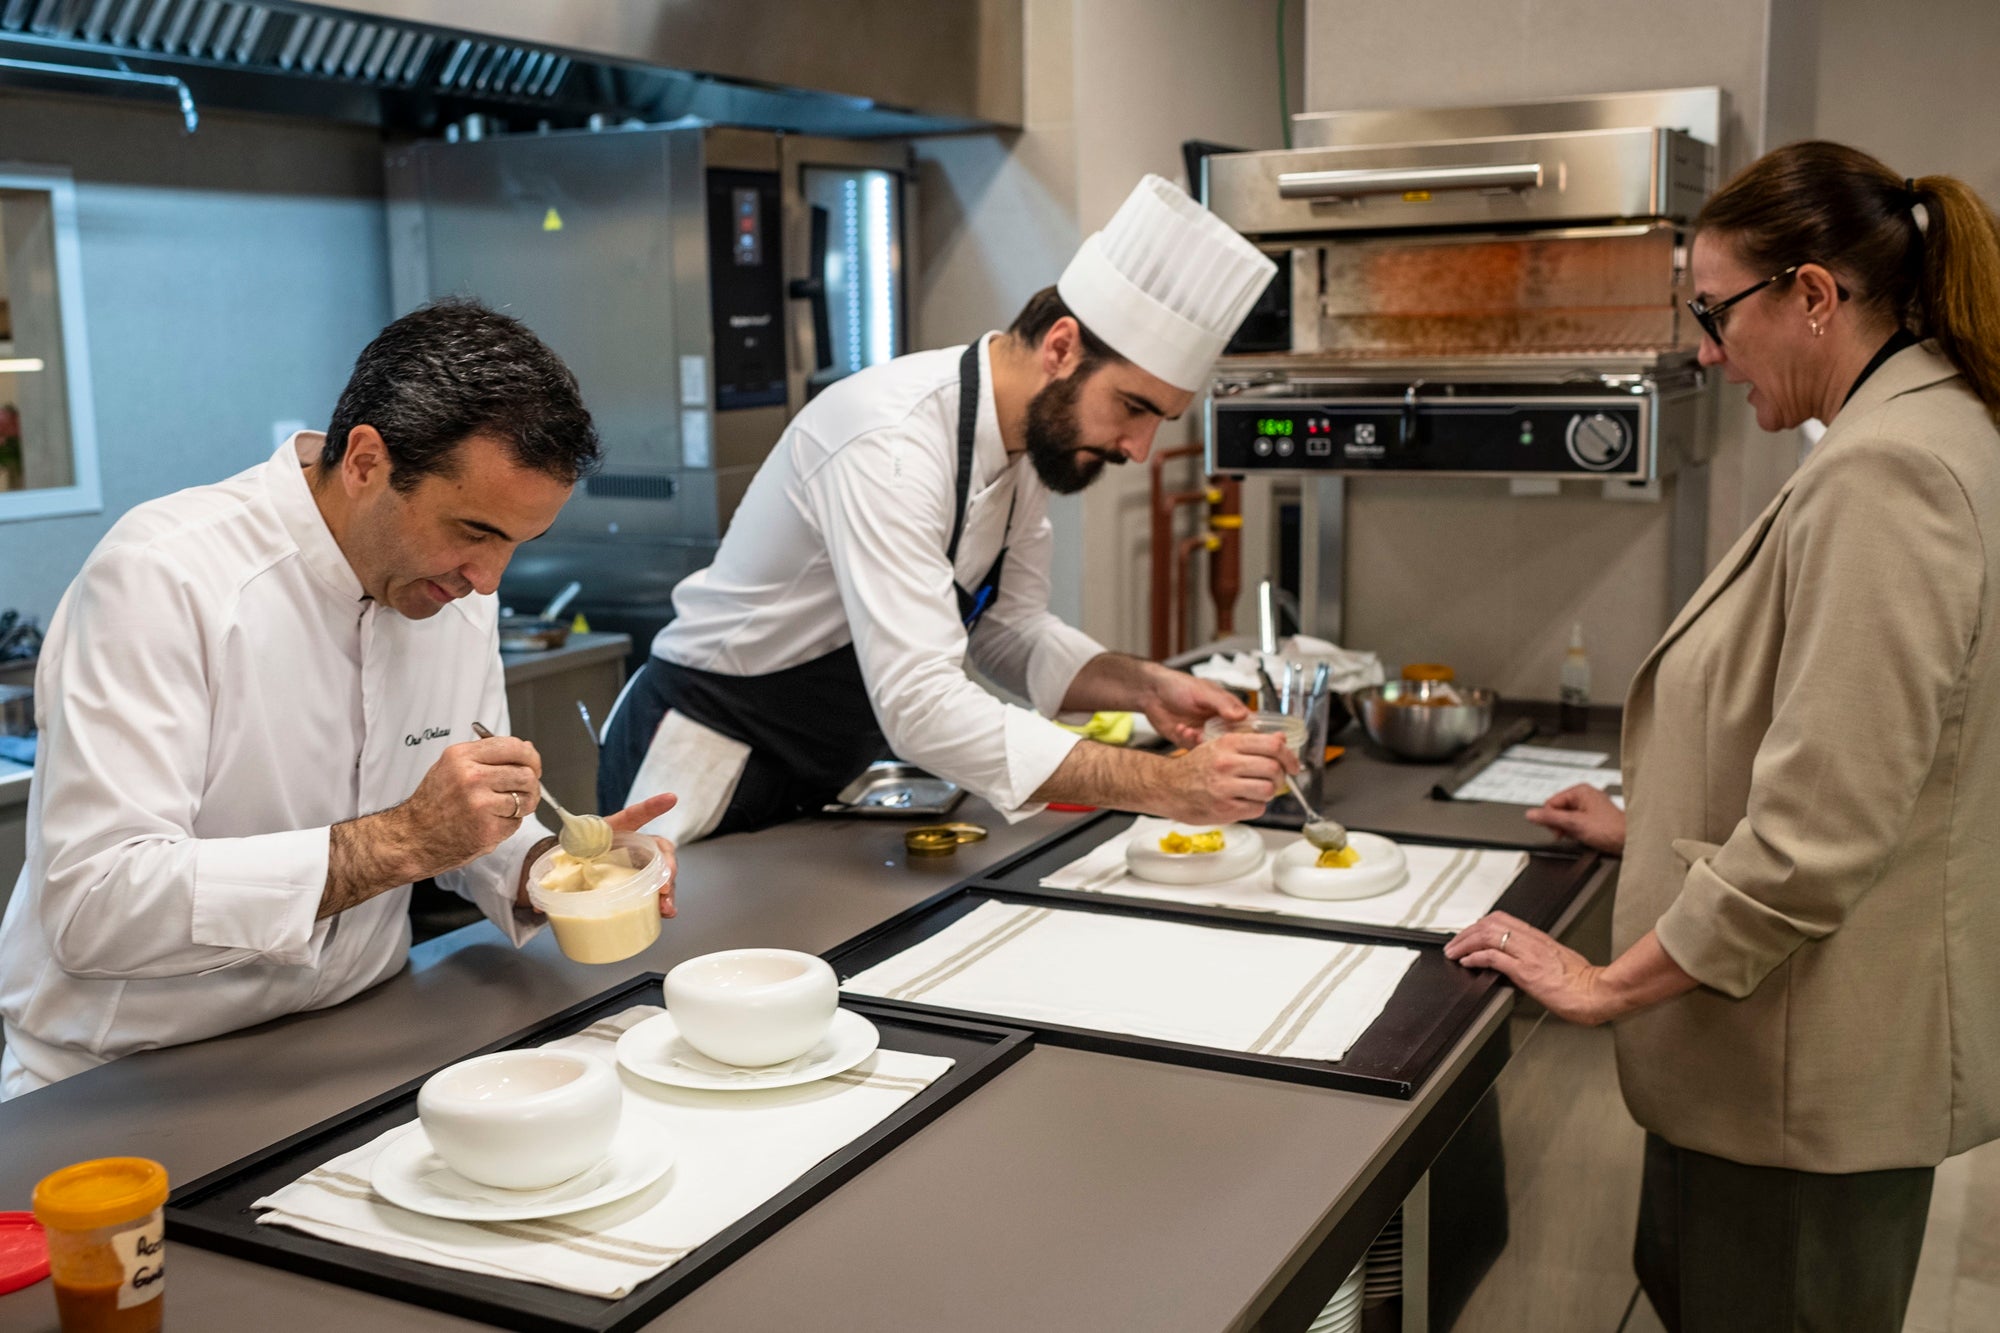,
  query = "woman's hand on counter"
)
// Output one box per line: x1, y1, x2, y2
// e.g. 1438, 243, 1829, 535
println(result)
606, 793, 680, 918
1446, 915, 1698, 1027
1526, 784, 1627, 855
